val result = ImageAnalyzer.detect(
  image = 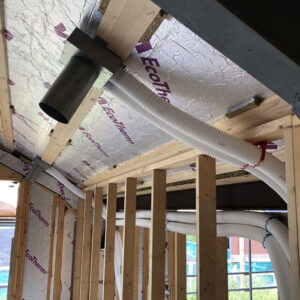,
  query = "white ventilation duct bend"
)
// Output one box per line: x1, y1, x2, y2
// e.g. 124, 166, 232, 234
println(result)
114, 221, 291, 300
105, 81, 286, 200
108, 69, 287, 200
